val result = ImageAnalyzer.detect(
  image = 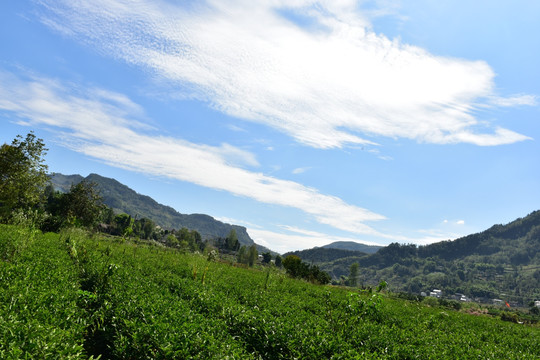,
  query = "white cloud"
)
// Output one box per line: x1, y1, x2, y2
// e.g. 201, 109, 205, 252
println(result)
292, 167, 311, 174
35, 0, 533, 148
489, 94, 538, 107
0, 70, 384, 234
442, 218, 465, 226
226, 124, 247, 132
